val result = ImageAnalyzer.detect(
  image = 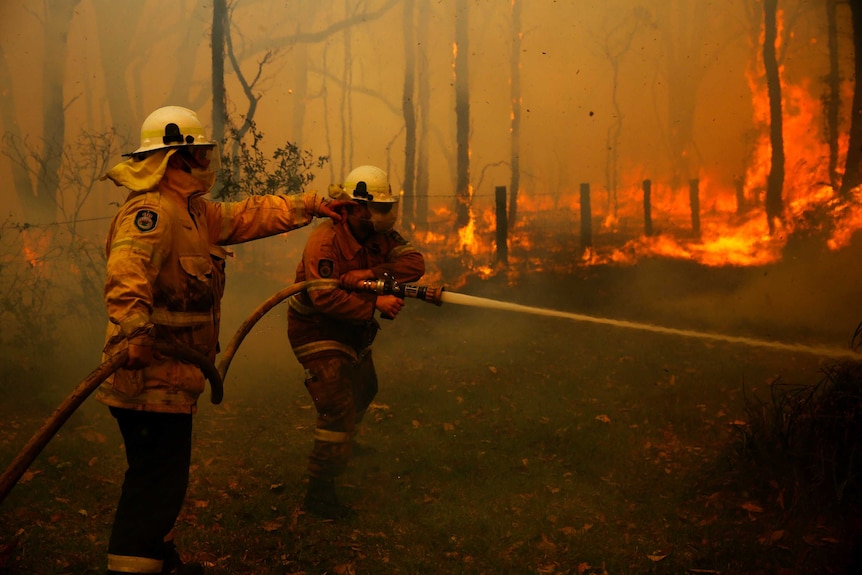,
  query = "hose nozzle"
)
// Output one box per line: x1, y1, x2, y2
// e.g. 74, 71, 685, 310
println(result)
358, 274, 444, 305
